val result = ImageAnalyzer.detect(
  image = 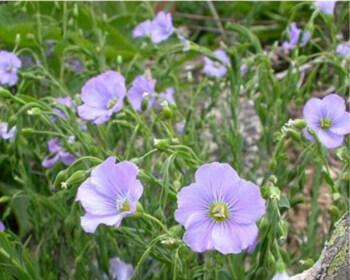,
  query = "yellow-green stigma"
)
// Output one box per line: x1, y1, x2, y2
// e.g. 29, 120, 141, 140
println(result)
209, 202, 229, 222
117, 198, 130, 212
107, 97, 118, 109
320, 118, 332, 129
